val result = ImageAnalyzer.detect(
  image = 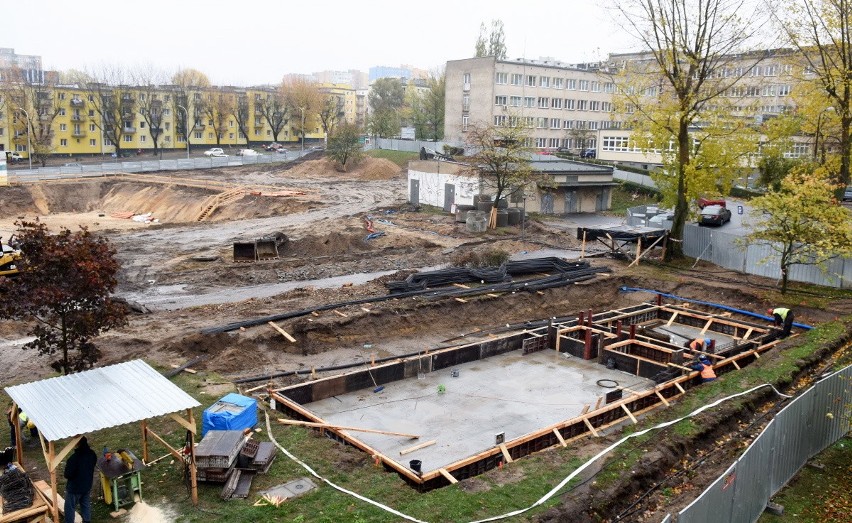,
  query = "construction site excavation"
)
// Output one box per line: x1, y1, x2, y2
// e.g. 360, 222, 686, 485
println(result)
1, 154, 849, 522
268, 295, 783, 489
